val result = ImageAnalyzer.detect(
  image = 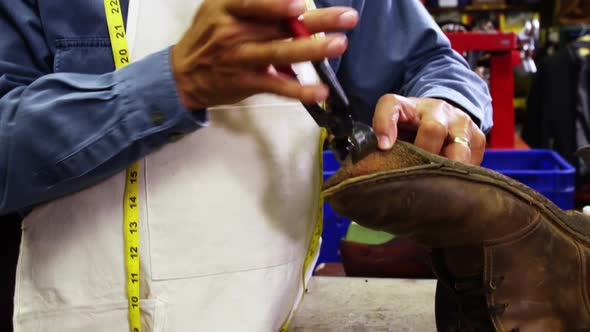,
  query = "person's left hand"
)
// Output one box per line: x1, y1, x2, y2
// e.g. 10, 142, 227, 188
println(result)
372, 94, 486, 165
